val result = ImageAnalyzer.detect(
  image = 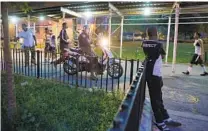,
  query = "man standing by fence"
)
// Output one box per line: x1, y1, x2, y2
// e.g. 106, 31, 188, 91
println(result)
17, 23, 37, 67
52, 22, 70, 67
142, 27, 181, 131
